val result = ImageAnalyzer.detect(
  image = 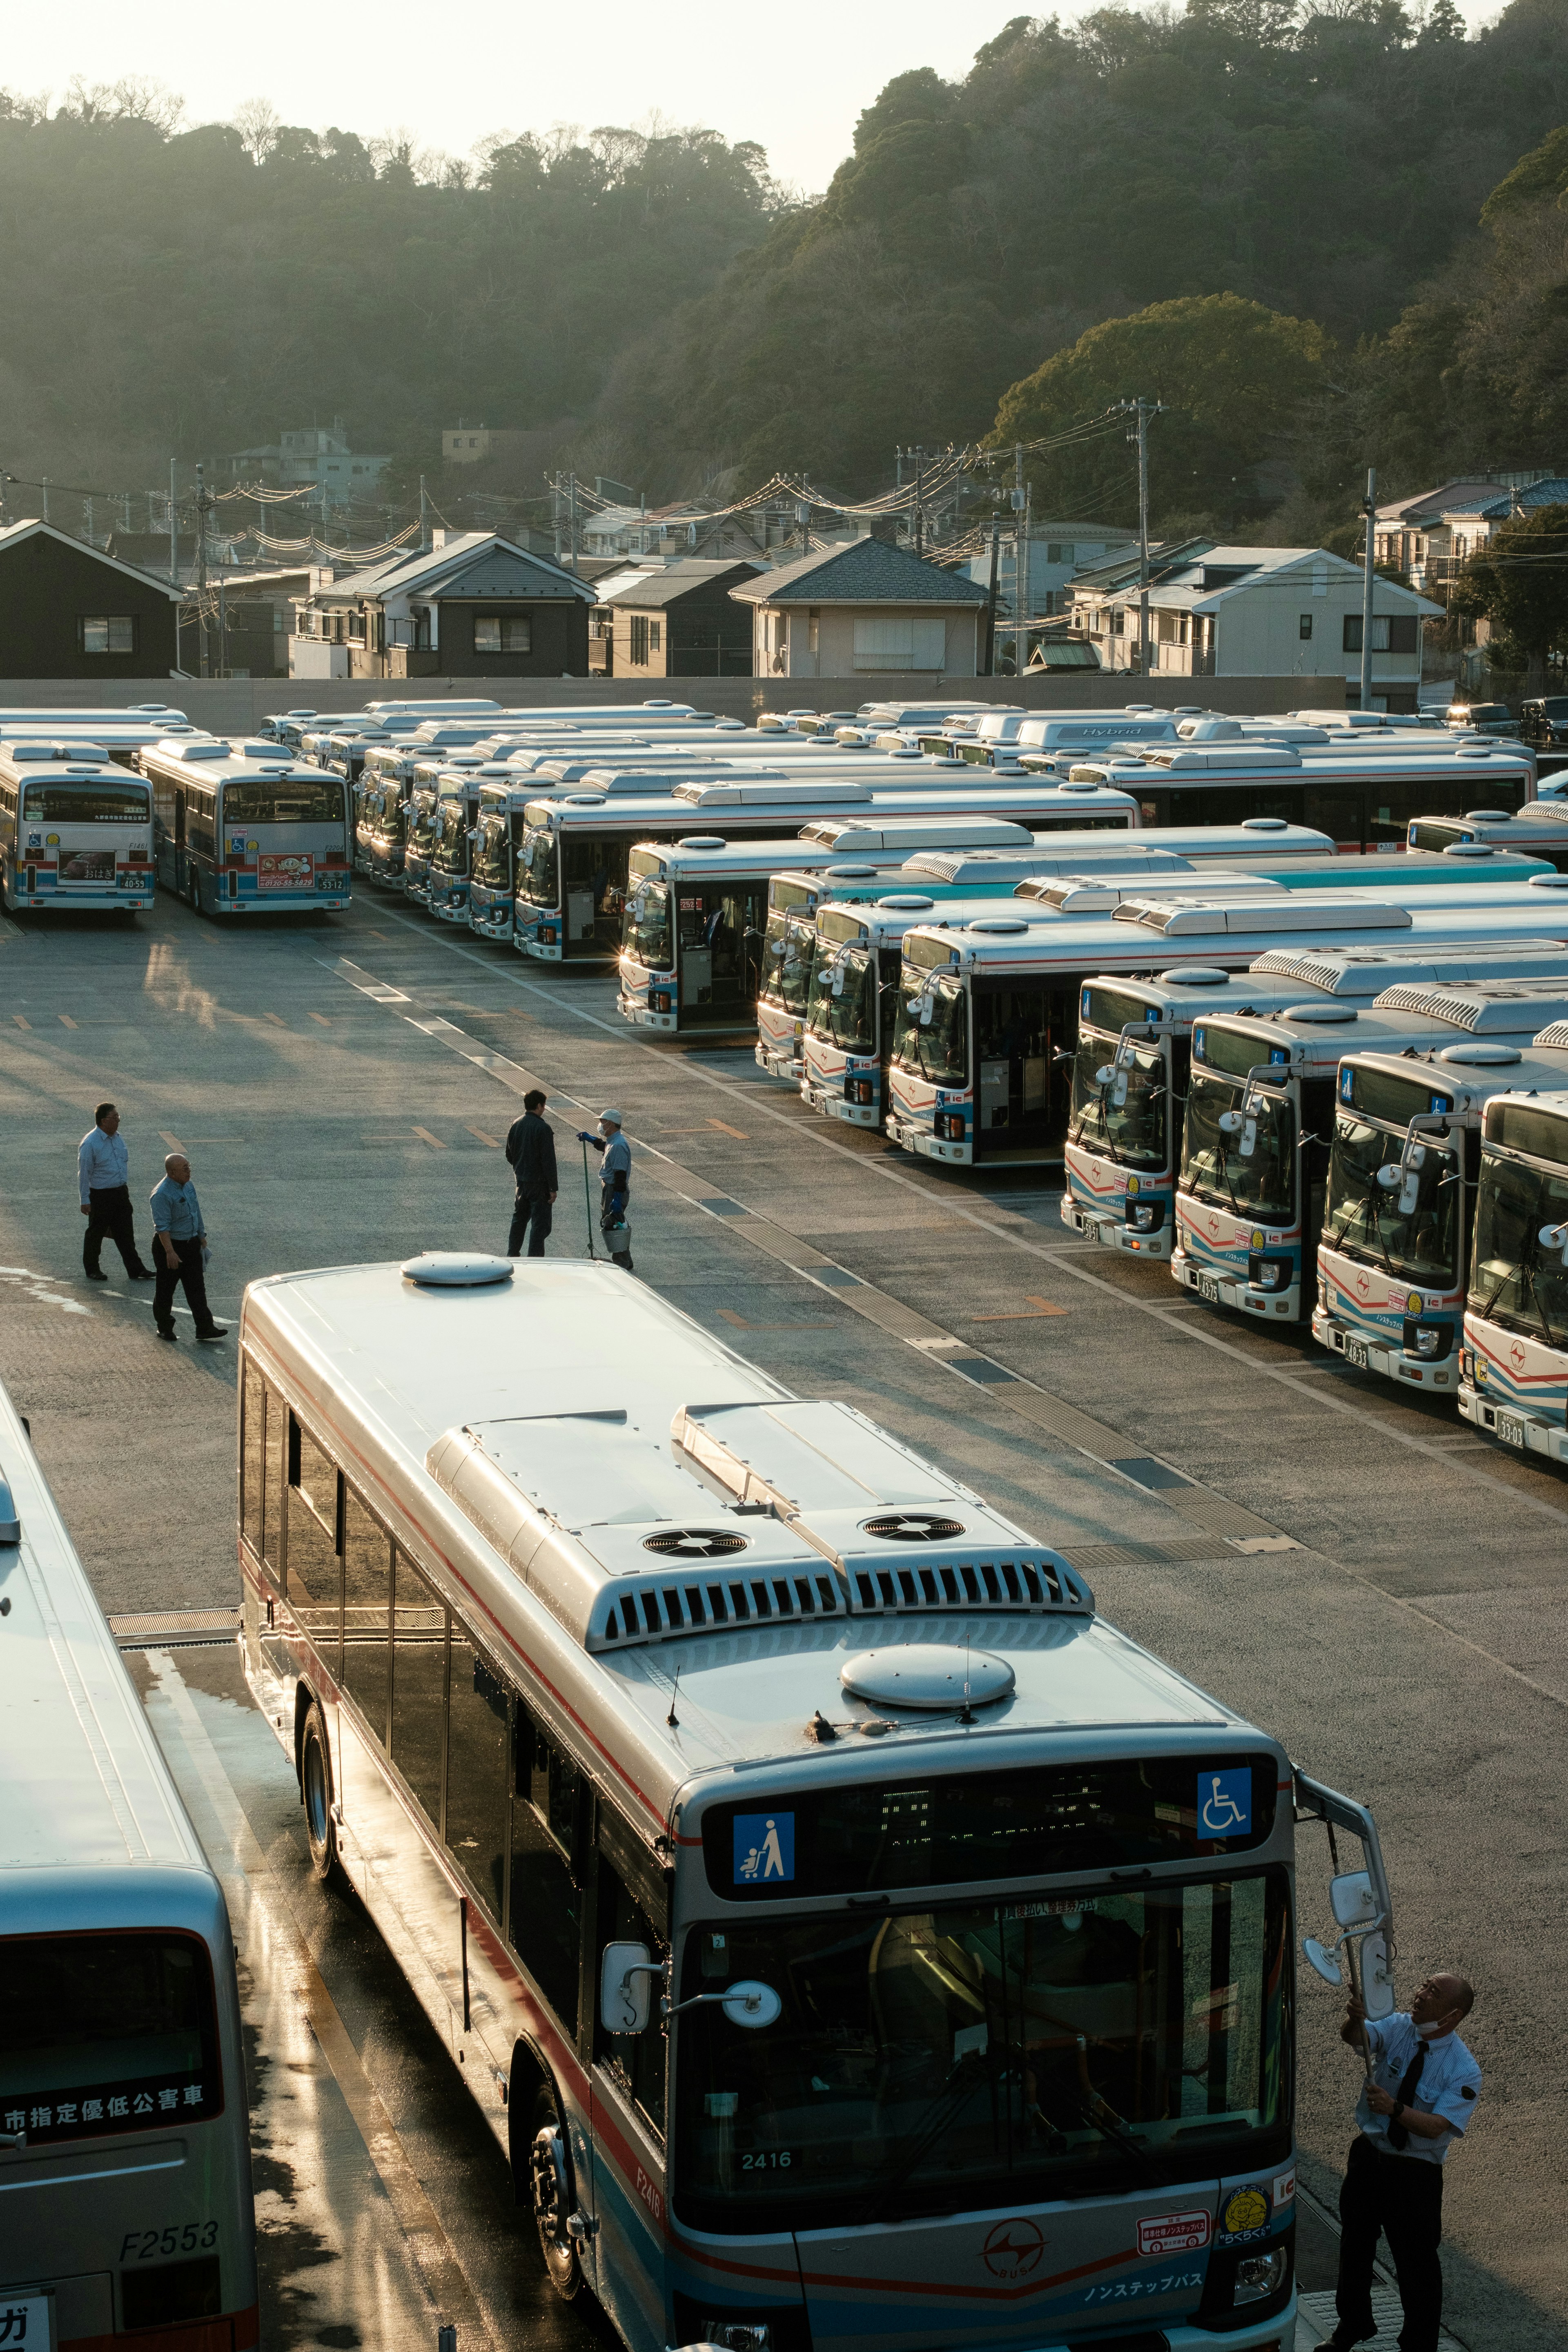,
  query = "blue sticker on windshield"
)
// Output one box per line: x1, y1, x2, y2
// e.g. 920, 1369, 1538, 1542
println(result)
1198, 1770, 1252, 1840
1341, 1067, 1354, 1101
735, 1813, 794, 1884
1270, 1047, 1288, 1065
